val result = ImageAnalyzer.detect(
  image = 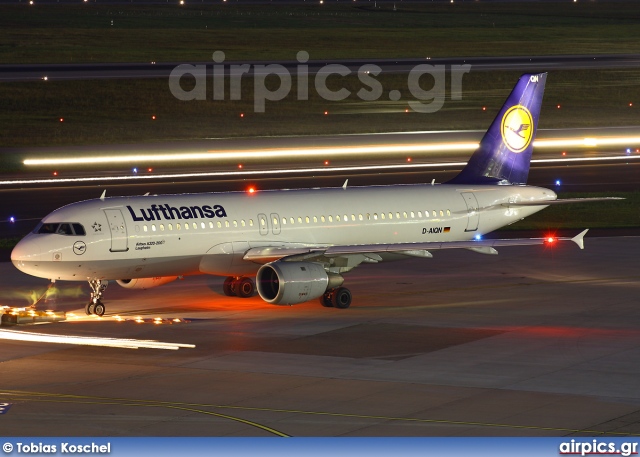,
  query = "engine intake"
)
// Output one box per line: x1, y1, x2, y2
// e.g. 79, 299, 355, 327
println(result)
257, 262, 329, 305
116, 277, 178, 290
